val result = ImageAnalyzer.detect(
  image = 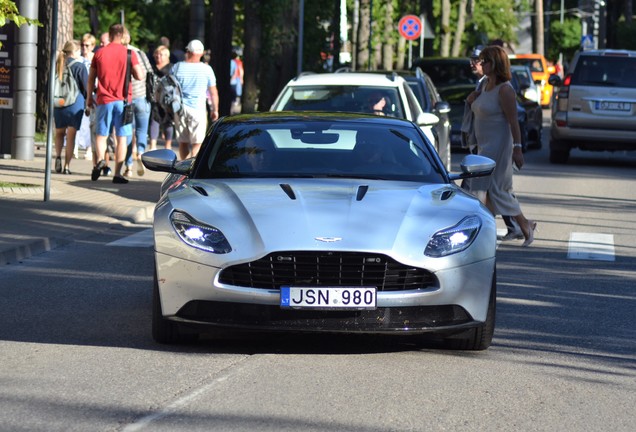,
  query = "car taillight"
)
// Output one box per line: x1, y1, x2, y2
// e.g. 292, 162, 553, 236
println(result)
554, 74, 571, 126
